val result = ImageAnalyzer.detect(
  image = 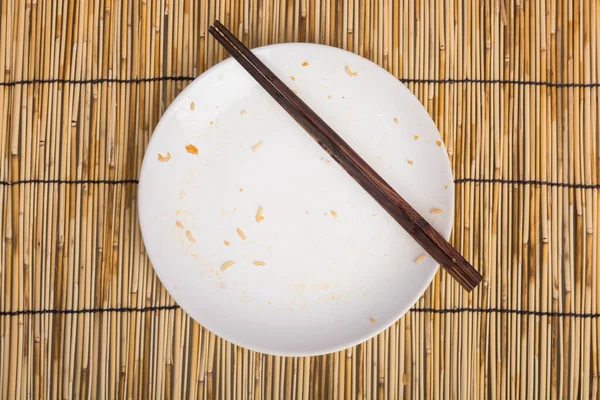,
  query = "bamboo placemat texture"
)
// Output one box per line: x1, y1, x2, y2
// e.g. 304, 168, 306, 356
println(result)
1, 0, 599, 398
